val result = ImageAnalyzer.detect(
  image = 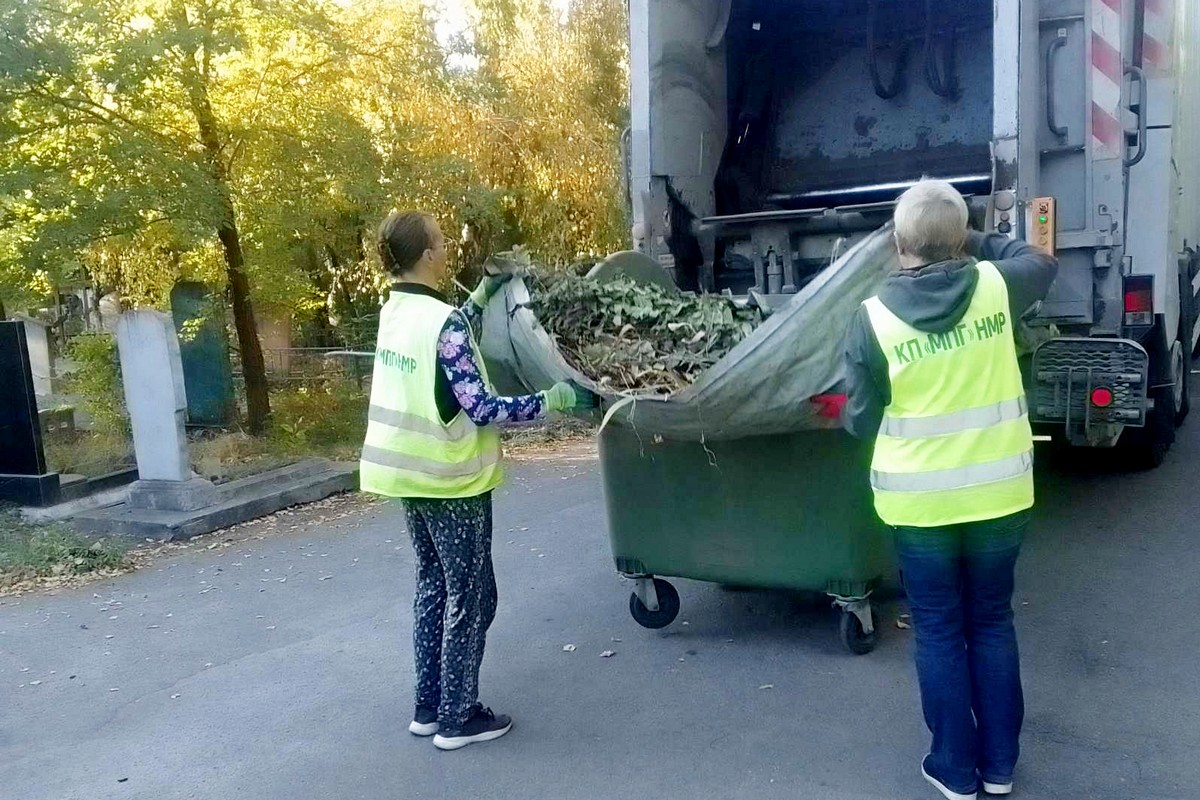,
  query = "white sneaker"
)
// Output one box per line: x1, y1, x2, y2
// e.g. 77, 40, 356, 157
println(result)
432, 707, 512, 751
982, 780, 1013, 795
922, 756, 978, 800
